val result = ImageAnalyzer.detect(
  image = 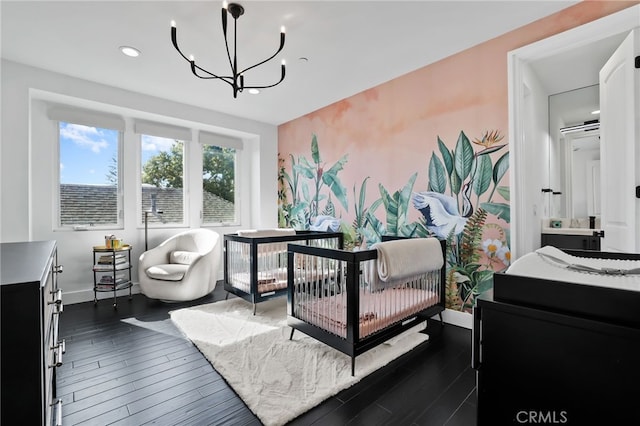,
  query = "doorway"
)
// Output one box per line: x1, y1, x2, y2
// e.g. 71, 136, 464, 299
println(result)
508, 4, 640, 259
